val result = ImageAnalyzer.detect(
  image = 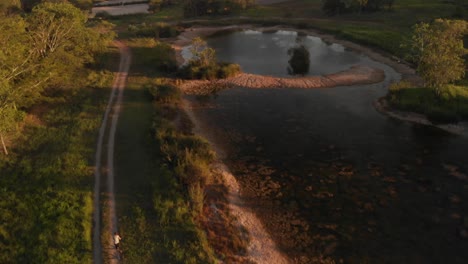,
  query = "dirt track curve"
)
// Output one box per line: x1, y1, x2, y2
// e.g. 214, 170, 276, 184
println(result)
93, 41, 131, 264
